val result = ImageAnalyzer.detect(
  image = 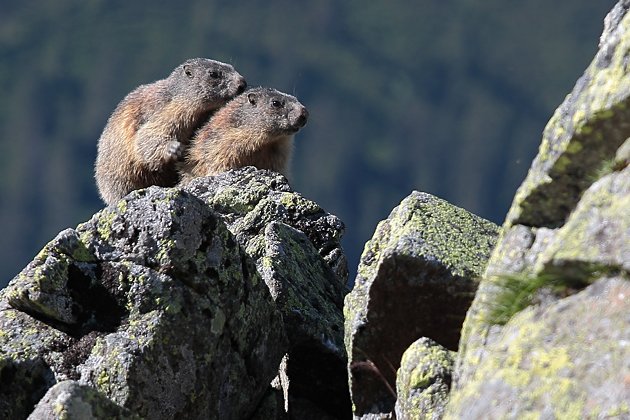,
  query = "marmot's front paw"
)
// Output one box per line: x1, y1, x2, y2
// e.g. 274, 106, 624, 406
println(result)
167, 140, 183, 159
